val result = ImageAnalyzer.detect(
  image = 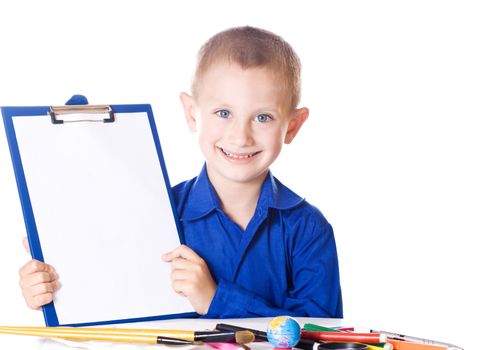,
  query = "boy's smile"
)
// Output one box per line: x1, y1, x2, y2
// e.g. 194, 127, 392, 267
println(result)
181, 62, 308, 189
219, 147, 262, 162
